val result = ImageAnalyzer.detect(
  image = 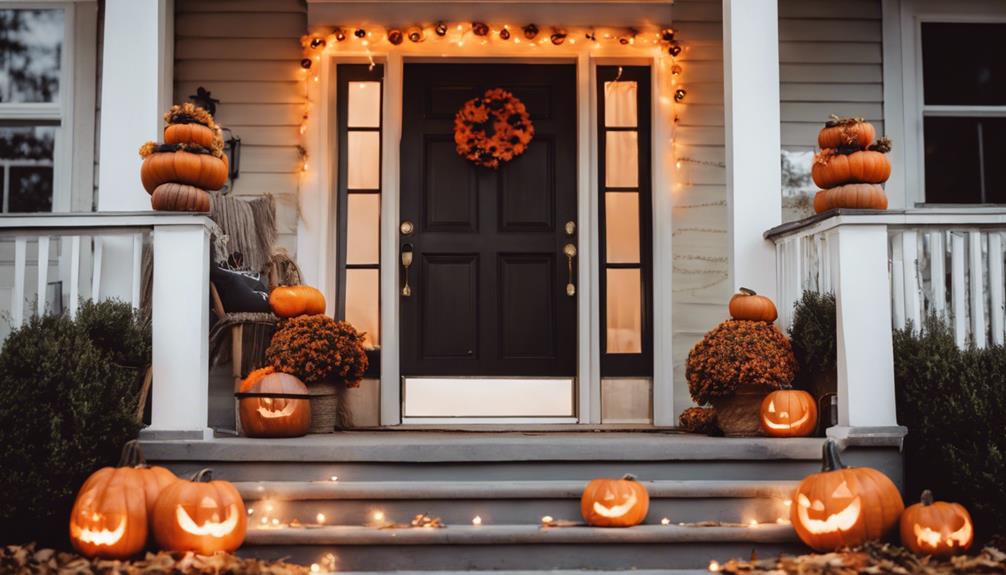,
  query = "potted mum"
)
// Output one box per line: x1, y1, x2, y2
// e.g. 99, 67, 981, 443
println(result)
686, 320, 797, 436
265, 315, 368, 433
